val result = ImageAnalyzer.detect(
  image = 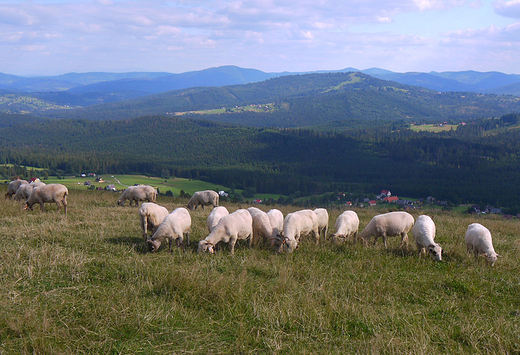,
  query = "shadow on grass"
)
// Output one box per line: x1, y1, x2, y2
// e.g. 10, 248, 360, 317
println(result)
106, 236, 149, 254
385, 247, 419, 258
